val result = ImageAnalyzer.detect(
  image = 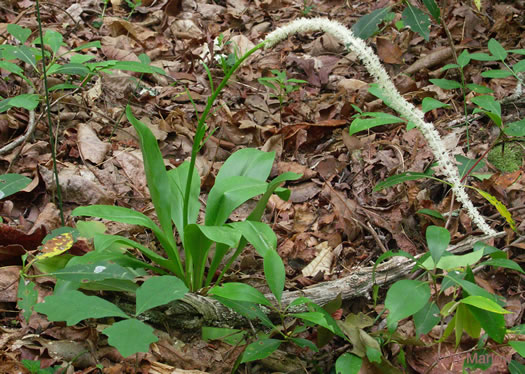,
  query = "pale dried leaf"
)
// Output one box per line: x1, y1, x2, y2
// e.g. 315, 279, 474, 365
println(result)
302, 241, 333, 277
